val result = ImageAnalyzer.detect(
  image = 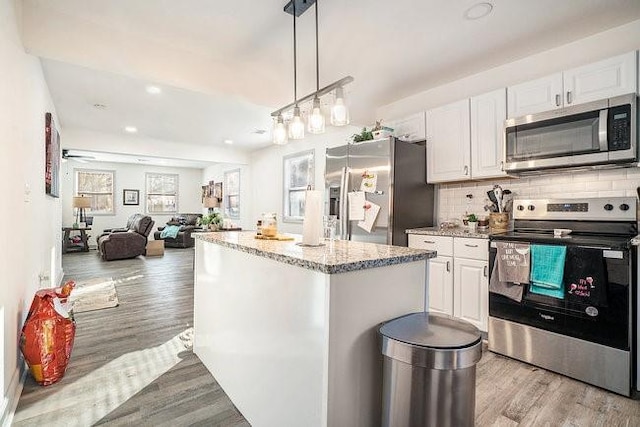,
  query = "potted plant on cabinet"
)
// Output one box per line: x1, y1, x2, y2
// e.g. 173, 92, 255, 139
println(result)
199, 212, 223, 231
467, 213, 478, 232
